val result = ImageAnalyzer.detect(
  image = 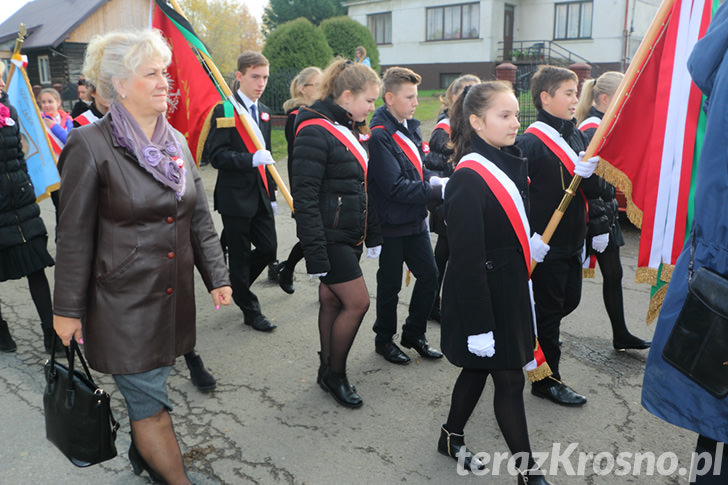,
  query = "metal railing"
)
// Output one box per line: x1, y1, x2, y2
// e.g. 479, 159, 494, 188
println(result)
497, 40, 591, 65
